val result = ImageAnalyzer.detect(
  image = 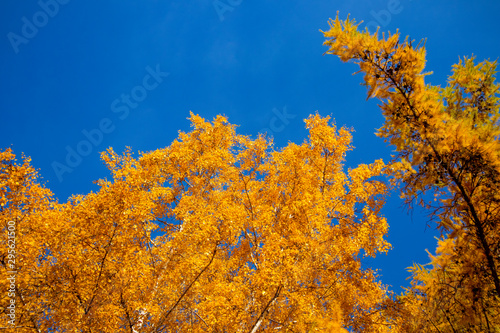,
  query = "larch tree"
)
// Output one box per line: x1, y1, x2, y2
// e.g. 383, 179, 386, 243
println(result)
1, 113, 398, 332
322, 14, 500, 332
